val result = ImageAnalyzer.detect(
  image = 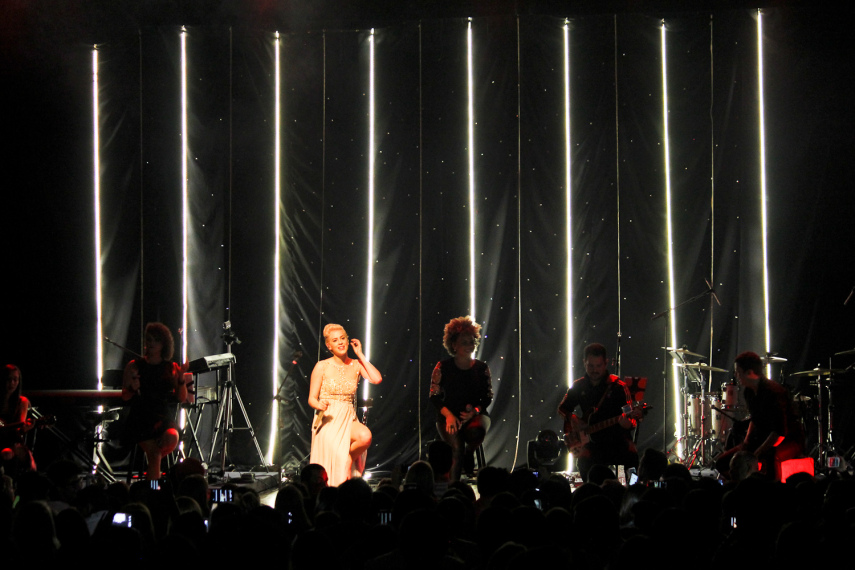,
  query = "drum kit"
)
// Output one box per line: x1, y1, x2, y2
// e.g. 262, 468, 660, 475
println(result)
668, 347, 742, 468
672, 345, 855, 471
